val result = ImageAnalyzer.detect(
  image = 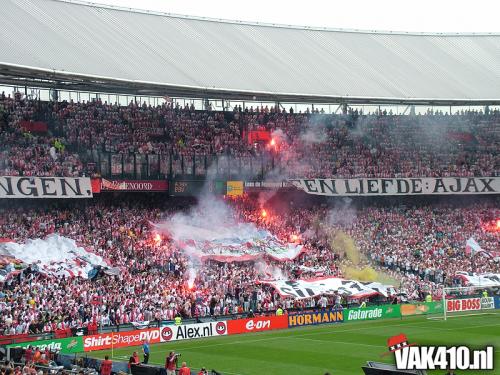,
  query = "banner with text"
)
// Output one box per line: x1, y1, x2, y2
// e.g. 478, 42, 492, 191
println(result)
101, 179, 168, 192
345, 304, 401, 322
0, 177, 93, 199
288, 309, 344, 327
160, 322, 227, 342
290, 177, 499, 196
227, 315, 288, 335
481, 297, 495, 310
83, 328, 161, 351
446, 298, 482, 313
260, 277, 395, 299
7, 337, 83, 354
244, 181, 287, 191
